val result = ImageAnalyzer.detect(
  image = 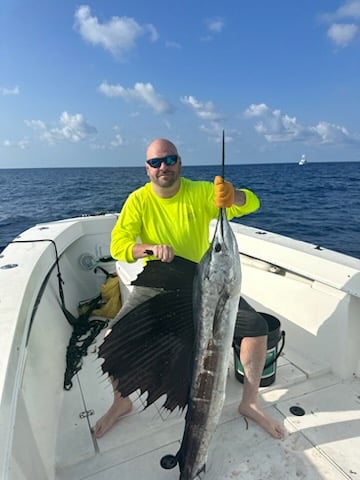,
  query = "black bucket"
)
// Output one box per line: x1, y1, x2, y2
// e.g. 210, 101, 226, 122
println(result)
233, 313, 285, 387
